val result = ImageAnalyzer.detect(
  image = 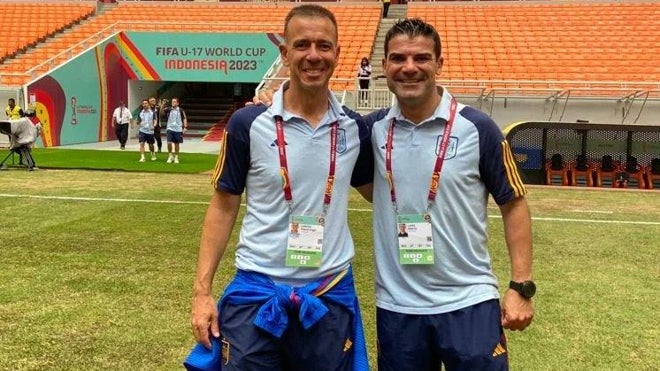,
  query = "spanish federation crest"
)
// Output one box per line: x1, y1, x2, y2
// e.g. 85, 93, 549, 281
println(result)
435, 135, 458, 159
336, 128, 347, 154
